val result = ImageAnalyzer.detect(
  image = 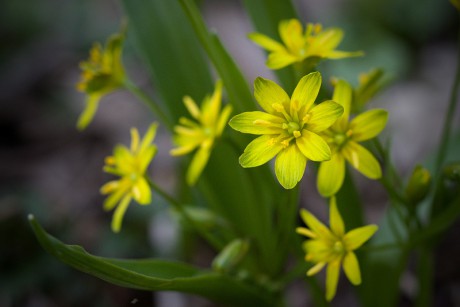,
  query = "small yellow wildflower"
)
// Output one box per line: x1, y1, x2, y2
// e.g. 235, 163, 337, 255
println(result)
76, 29, 126, 130
229, 72, 343, 189
248, 19, 363, 70
317, 80, 388, 197
296, 197, 378, 301
100, 123, 158, 233
170, 81, 232, 185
